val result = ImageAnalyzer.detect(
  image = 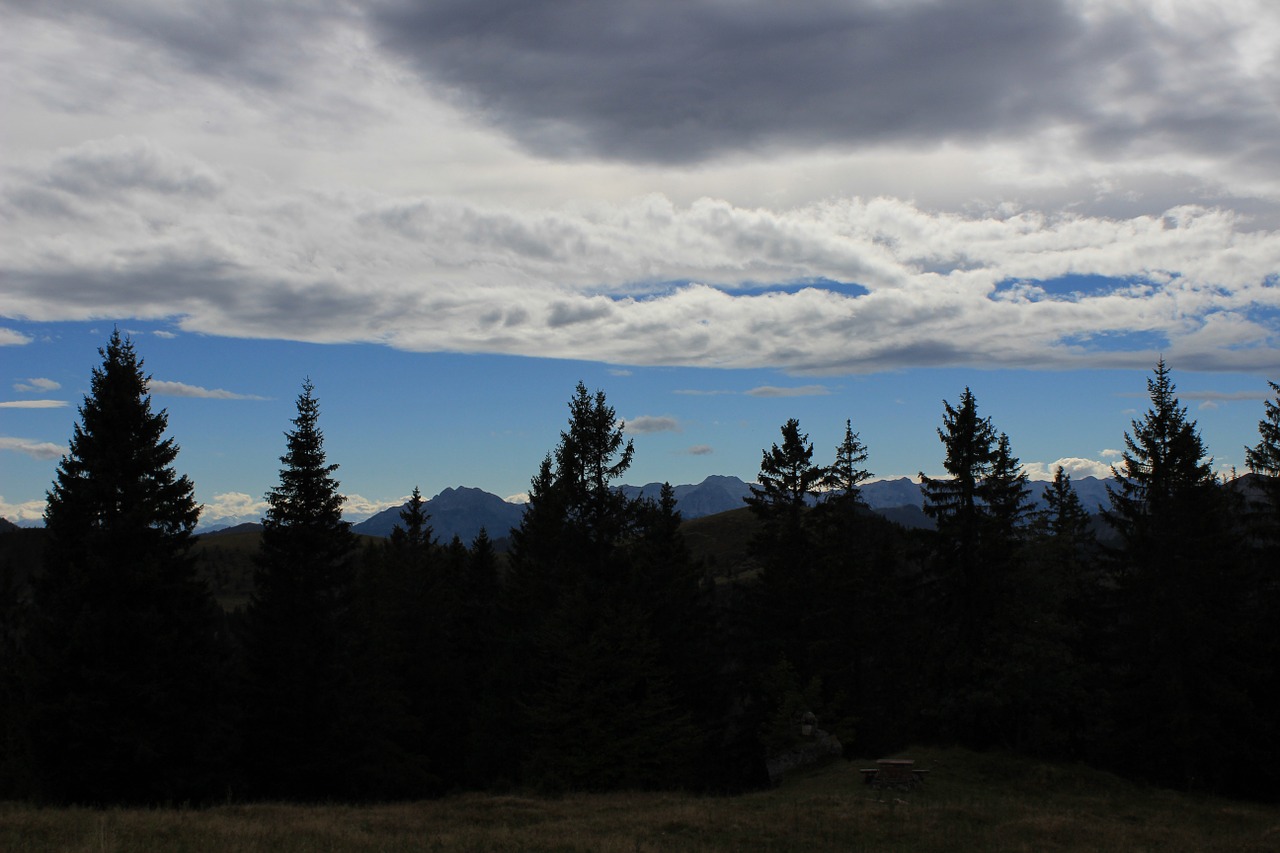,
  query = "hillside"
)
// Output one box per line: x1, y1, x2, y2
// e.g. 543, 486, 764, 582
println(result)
3, 746, 1276, 852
